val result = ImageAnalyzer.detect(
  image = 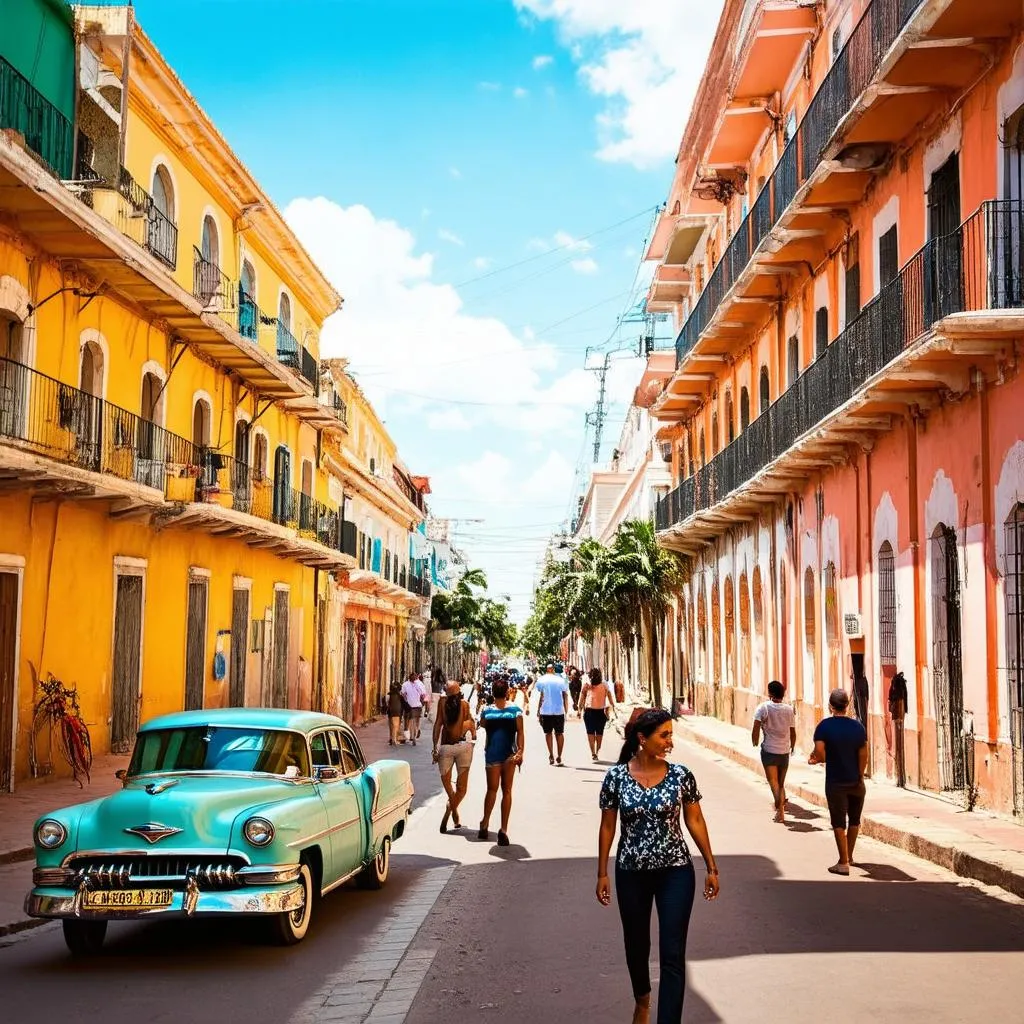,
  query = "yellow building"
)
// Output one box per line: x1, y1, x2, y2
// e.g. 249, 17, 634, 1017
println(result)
319, 362, 430, 724
0, 4, 355, 789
